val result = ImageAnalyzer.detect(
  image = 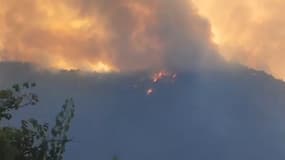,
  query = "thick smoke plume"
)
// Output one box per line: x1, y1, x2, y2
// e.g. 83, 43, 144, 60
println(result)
0, 0, 220, 72
192, 0, 285, 79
